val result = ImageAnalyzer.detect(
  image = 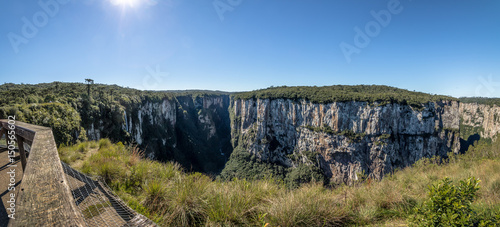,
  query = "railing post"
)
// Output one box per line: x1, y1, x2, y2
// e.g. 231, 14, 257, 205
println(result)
16, 135, 27, 171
